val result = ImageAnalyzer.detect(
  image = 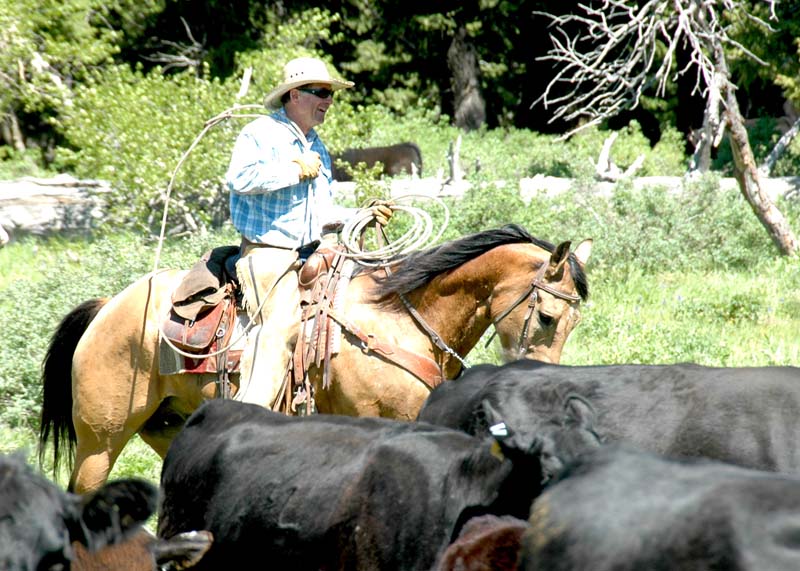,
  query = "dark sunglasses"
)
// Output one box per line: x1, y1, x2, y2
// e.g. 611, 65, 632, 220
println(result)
297, 87, 334, 99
